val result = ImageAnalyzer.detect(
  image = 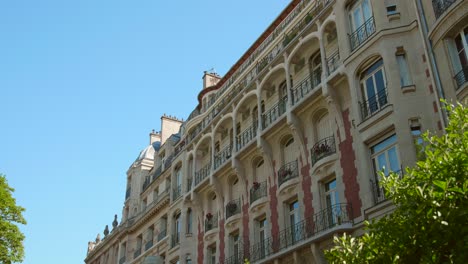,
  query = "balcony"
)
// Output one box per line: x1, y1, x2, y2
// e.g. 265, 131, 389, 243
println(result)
432, 0, 457, 18
145, 239, 153, 251
205, 214, 219, 232
359, 88, 388, 120
310, 136, 336, 166
172, 185, 181, 201
171, 233, 180, 248
157, 229, 167, 242
225, 198, 241, 219
454, 65, 468, 90
248, 203, 353, 262
349, 16, 376, 51
278, 160, 299, 187
119, 256, 126, 264
214, 144, 233, 170
250, 181, 267, 204
371, 170, 402, 205
262, 96, 288, 129
125, 187, 131, 200
291, 71, 321, 105
326, 50, 340, 75
236, 123, 258, 151
133, 247, 141, 259
194, 162, 211, 186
